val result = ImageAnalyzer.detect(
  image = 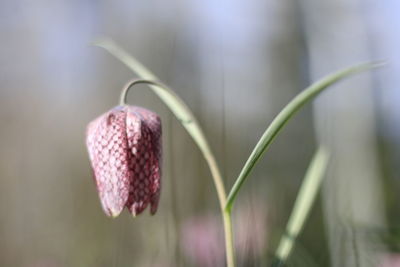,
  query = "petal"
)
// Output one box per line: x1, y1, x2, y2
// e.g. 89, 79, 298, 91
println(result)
140, 110, 162, 215
133, 107, 162, 215
148, 119, 162, 215
125, 106, 162, 215
86, 107, 131, 217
